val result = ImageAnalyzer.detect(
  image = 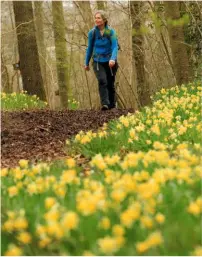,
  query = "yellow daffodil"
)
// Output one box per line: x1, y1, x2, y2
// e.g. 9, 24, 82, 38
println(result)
4, 244, 23, 256
66, 158, 76, 168
8, 186, 18, 197
99, 217, 111, 230
136, 241, 149, 253
38, 237, 52, 248
14, 217, 28, 230
112, 224, 125, 237
45, 197, 56, 209
1, 168, 8, 177
155, 213, 165, 224
19, 159, 29, 168
61, 211, 79, 230
98, 236, 119, 254
17, 231, 32, 244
